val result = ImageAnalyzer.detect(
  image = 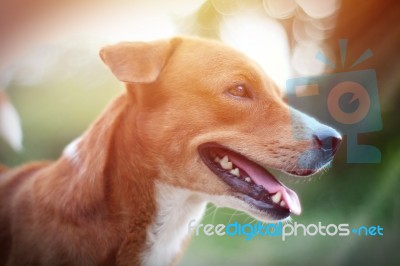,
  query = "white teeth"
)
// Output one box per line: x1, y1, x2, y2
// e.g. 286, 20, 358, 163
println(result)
230, 168, 240, 177
221, 161, 233, 170
244, 177, 251, 183
219, 155, 233, 170
220, 155, 229, 164
280, 201, 286, 207
271, 192, 282, 204
214, 156, 221, 163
